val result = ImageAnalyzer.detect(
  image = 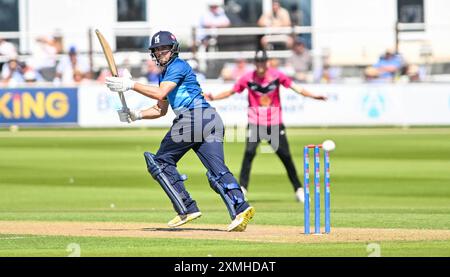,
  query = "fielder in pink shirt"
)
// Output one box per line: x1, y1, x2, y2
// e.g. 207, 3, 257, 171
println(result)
205, 50, 326, 202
